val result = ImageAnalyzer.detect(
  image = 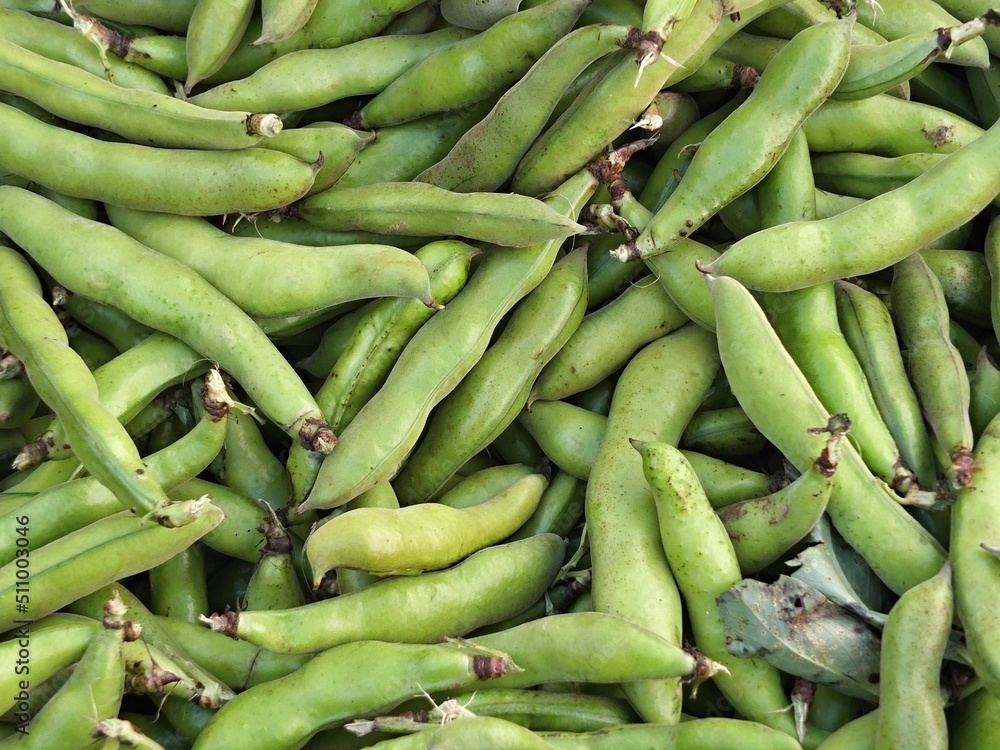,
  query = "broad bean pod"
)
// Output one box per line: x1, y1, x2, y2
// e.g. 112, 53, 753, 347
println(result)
890, 251, 974, 487
296, 181, 585, 247
587, 324, 719, 722
416, 23, 633, 193
0, 103, 318, 216
617, 17, 852, 261
393, 247, 588, 502
306, 473, 545, 580
705, 273, 945, 593
0, 40, 283, 150
105, 205, 437, 317
702, 115, 1000, 291
0, 187, 336, 455
952, 411, 1000, 697
0, 500, 222, 633
189, 28, 473, 112
300, 167, 597, 512
202, 534, 565, 654
874, 562, 952, 750
3, 596, 127, 748
355, 0, 590, 128
191, 640, 516, 750
0, 245, 180, 522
